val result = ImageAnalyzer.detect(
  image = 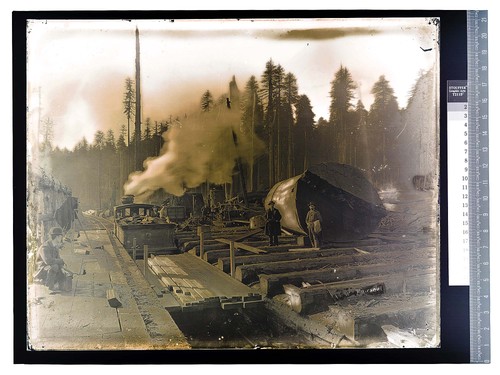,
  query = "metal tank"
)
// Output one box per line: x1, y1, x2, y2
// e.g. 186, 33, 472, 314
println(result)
265, 163, 387, 242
